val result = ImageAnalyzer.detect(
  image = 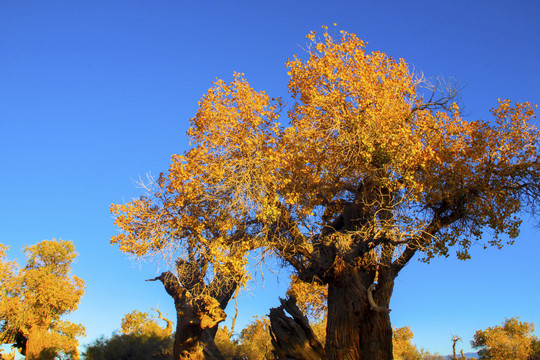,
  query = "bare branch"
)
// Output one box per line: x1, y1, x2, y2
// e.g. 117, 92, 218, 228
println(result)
151, 307, 174, 336
147, 271, 184, 300
367, 284, 391, 313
